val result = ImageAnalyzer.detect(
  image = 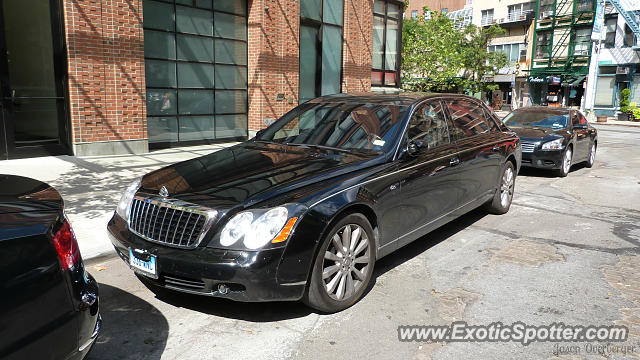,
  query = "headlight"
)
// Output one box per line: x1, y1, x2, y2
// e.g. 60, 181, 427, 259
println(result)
541, 138, 564, 151
219, 206, 300, 250
116, 178, 141, 219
